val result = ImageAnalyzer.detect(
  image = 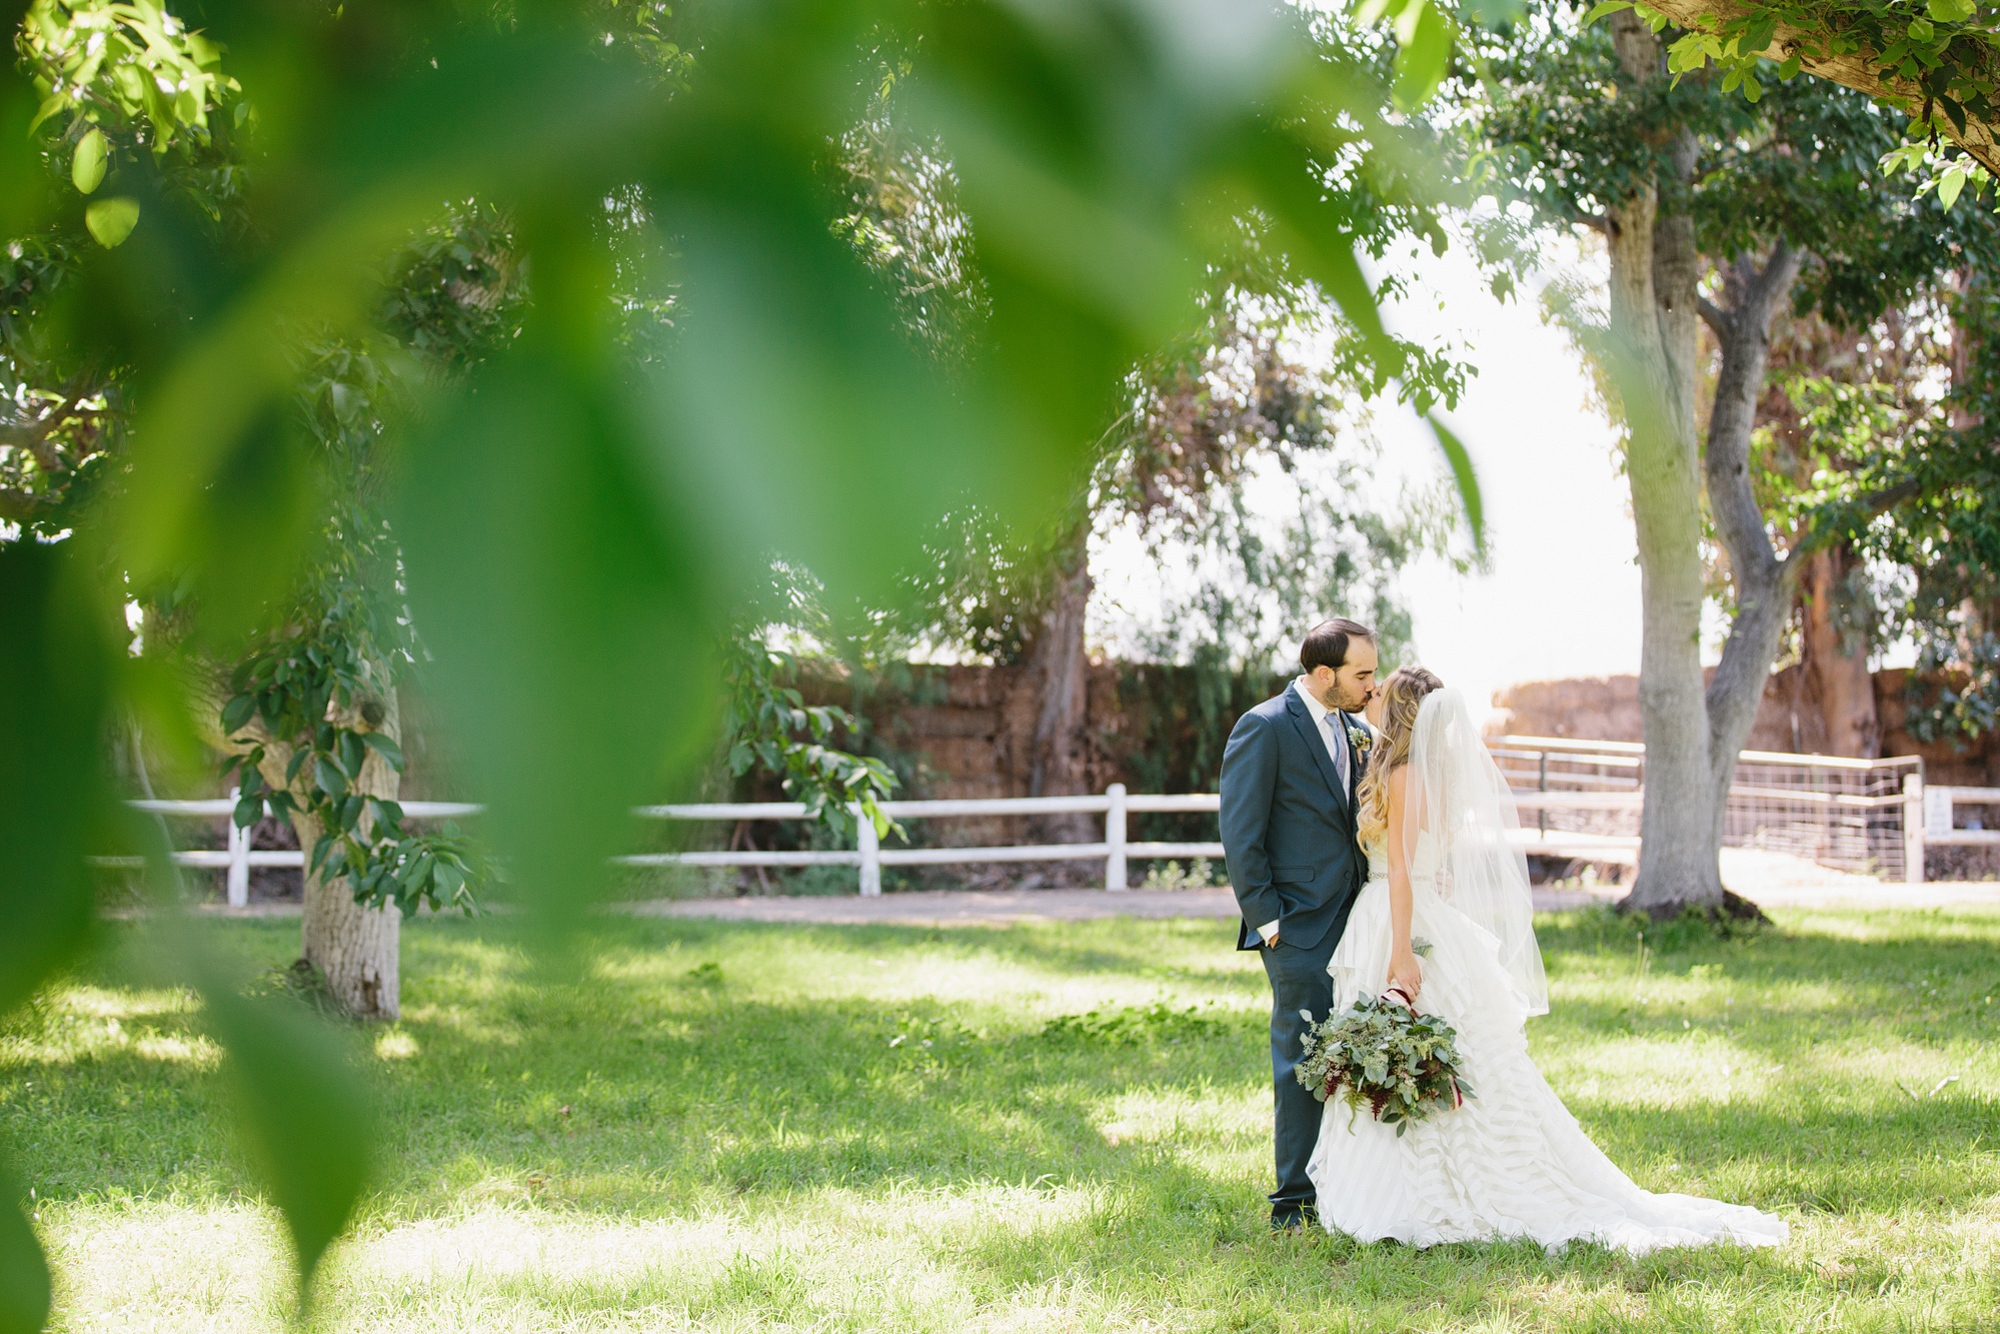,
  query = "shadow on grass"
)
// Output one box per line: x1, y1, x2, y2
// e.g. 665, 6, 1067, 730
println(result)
8, 909, 1998, 1234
